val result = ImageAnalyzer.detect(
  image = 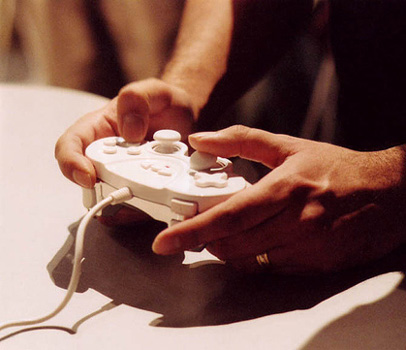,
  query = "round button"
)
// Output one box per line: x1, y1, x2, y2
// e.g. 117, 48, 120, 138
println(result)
103, 138, 117, 147
103, 146, 117, 154
127, 146, 141, 155
103, 137, 117, 147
